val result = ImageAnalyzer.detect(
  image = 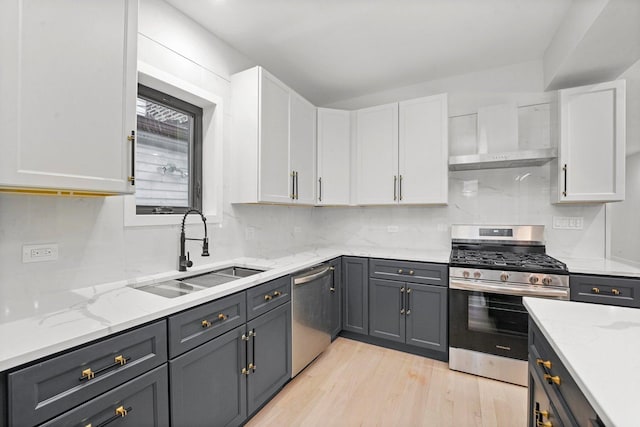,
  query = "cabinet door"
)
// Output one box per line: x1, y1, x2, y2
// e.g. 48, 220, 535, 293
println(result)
356, 103, 399, 205
369, 279, 405, 343
259, 69, 291, 203
557, 80, 625, 203
40, 365, 169, 427
342, 257, 369, 334
528, 366, 567, 427
317, 108, 351, 205
398, 94, 448, 204
329, 258, 343, 339
170, 326, 247, 427
405, 283, 447, 352
246, 303, 292, 416
290, 92, 316, 205
0, 0, 137, 195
